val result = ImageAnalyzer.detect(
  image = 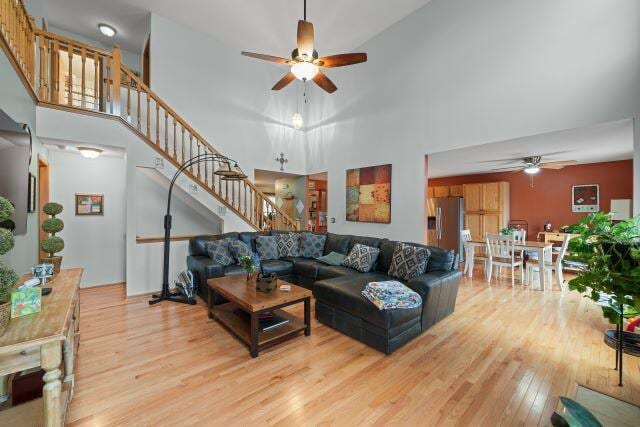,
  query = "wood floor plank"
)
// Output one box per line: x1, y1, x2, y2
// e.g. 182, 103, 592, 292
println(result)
66, 270, 640, 426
